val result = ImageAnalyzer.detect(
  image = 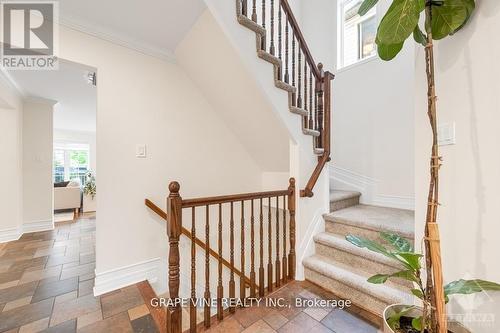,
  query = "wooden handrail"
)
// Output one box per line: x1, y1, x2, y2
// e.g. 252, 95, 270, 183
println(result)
144, 199, 256, 288
181, 189, 291, 208
280, 0, 320, 79
300, 71, 334, 197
